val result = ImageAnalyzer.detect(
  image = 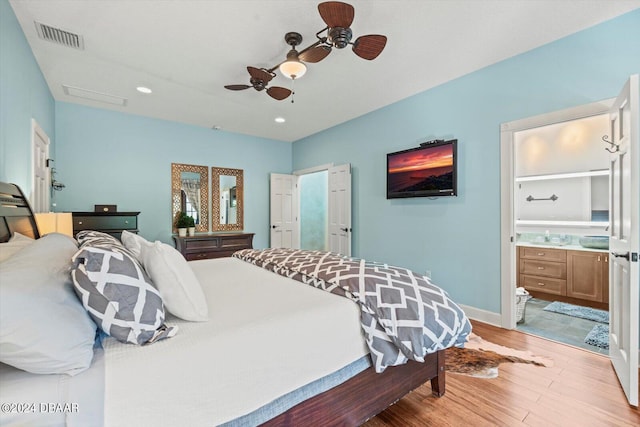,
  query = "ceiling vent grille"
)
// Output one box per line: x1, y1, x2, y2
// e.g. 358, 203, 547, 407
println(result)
34, 21, 84, 50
